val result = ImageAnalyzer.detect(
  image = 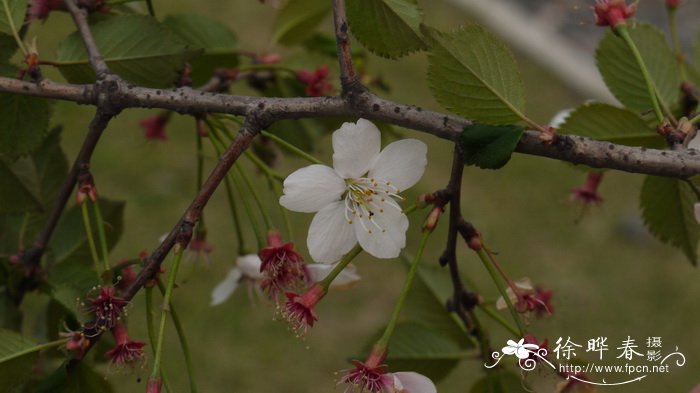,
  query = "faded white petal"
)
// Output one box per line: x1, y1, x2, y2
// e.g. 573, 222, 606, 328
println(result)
354, 206, 408, 259
279, 164, 345, 213
369, 139, 427, 191
237, 254, 263, 279
305, 263, 360, 288
391, 372, 437, 393
308, 201, 357, 263
496, 278, 533, 310
695, 203, 700, 225
549, 108, 573, 129
210, 267, 243, 306
332, 118, 381, 178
